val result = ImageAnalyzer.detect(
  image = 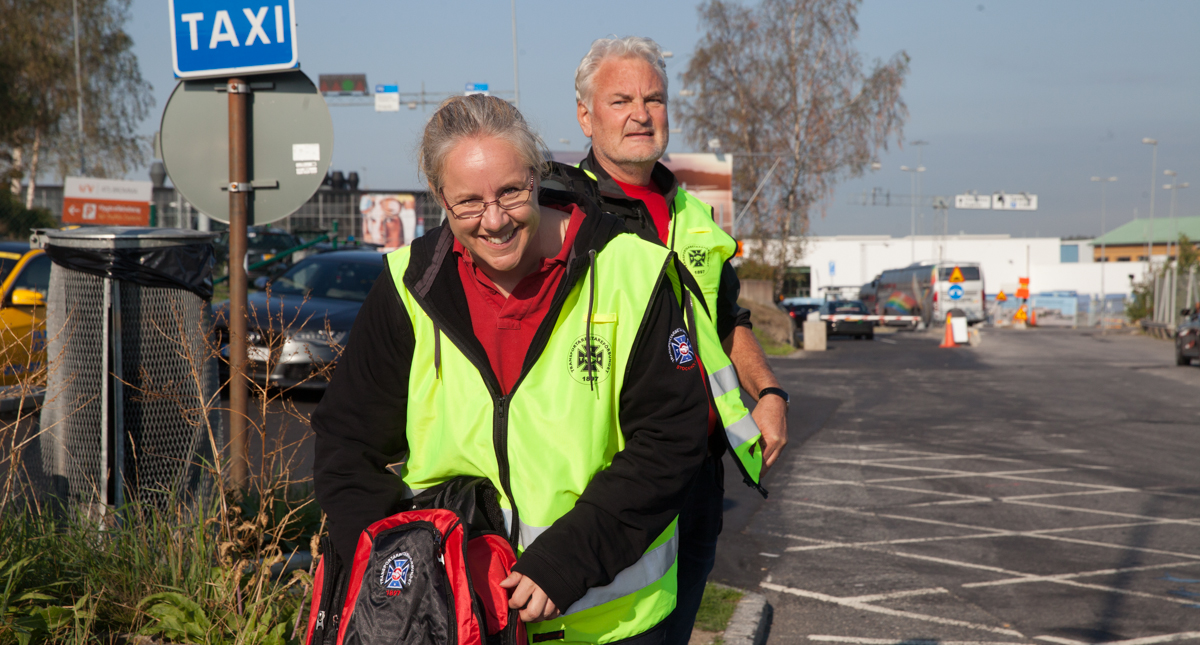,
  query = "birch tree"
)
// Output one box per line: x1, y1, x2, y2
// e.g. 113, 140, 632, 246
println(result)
676, 0, 909, 285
